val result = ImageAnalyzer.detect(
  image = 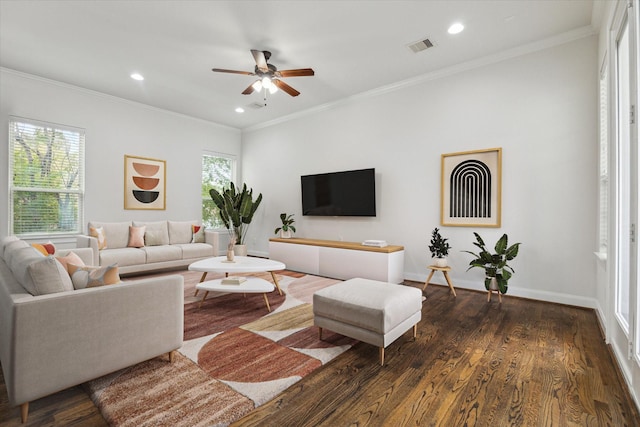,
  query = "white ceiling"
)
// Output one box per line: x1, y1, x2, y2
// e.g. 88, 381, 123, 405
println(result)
0, 1, 598, 130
